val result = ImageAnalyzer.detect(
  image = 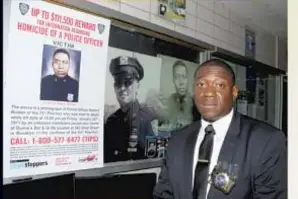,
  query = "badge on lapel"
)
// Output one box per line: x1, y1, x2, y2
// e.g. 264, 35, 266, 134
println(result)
210, 161, 239, 194
67, 93, 74, 102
